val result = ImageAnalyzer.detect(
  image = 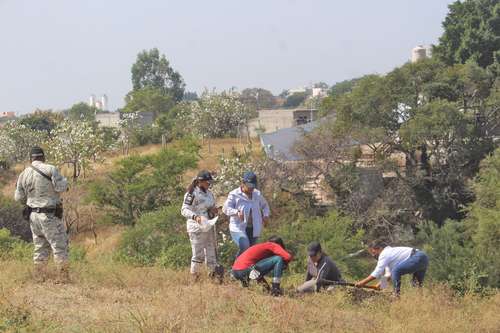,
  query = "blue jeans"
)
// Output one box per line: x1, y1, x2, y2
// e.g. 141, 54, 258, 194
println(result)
392, 251, 429, 294
233, 255, 285, 284
231, 227, 258, 257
